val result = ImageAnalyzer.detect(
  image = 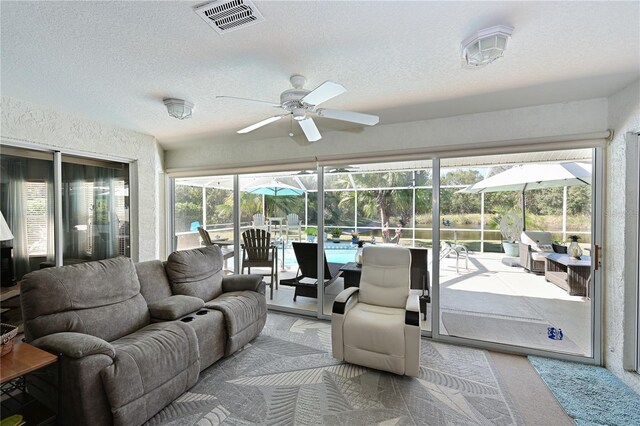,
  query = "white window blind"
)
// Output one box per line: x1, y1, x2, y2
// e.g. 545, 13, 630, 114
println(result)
25, 181, 48, 256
